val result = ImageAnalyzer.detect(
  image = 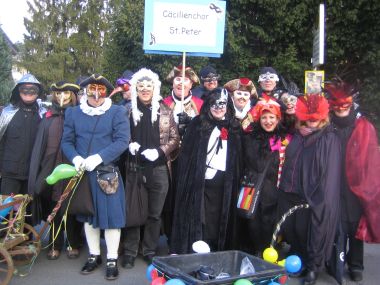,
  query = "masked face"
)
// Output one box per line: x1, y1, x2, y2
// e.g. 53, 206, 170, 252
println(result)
281, 93, 298, 114
137, 79, 154, 104
258, 72, 278, 92
52, 91, 73, 107
19, 84, 39, 104
173, 76, 193, 98
87, 84, 107, 101
203, 75, 218, 91
232, 90, 250, 110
